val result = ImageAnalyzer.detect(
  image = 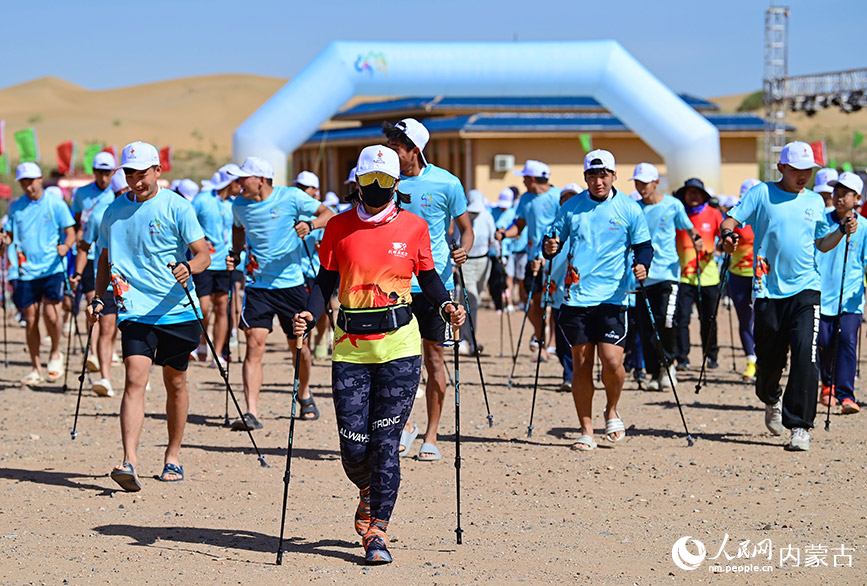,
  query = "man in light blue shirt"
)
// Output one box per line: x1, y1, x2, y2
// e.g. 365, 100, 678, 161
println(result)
228, 157, 334, 431
71, 151, 116, 300
722, 141, 856, 451
544, 150, 652, 451
5, 162, 75, 386
88, 141, 212, 491
491, 187, 523, 311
